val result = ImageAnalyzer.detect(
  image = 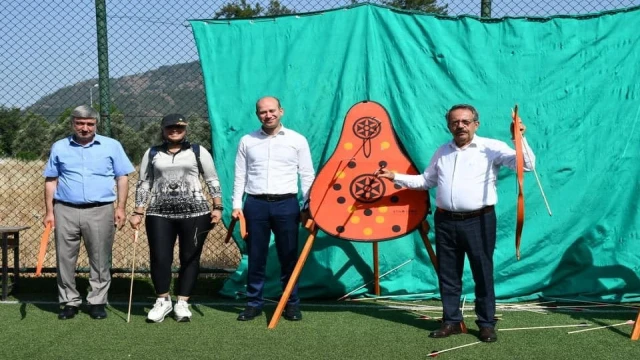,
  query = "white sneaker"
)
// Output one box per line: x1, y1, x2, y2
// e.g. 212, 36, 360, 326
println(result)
147, 297, 172, 323
174, 300, 192, 322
